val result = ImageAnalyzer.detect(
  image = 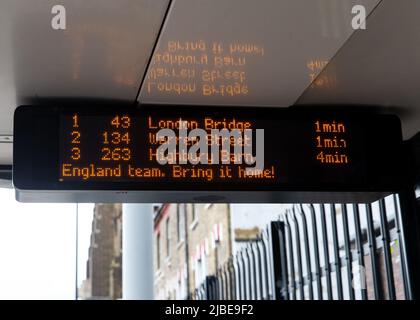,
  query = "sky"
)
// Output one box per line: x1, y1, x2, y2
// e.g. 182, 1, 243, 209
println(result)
0, 188, 93, 300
